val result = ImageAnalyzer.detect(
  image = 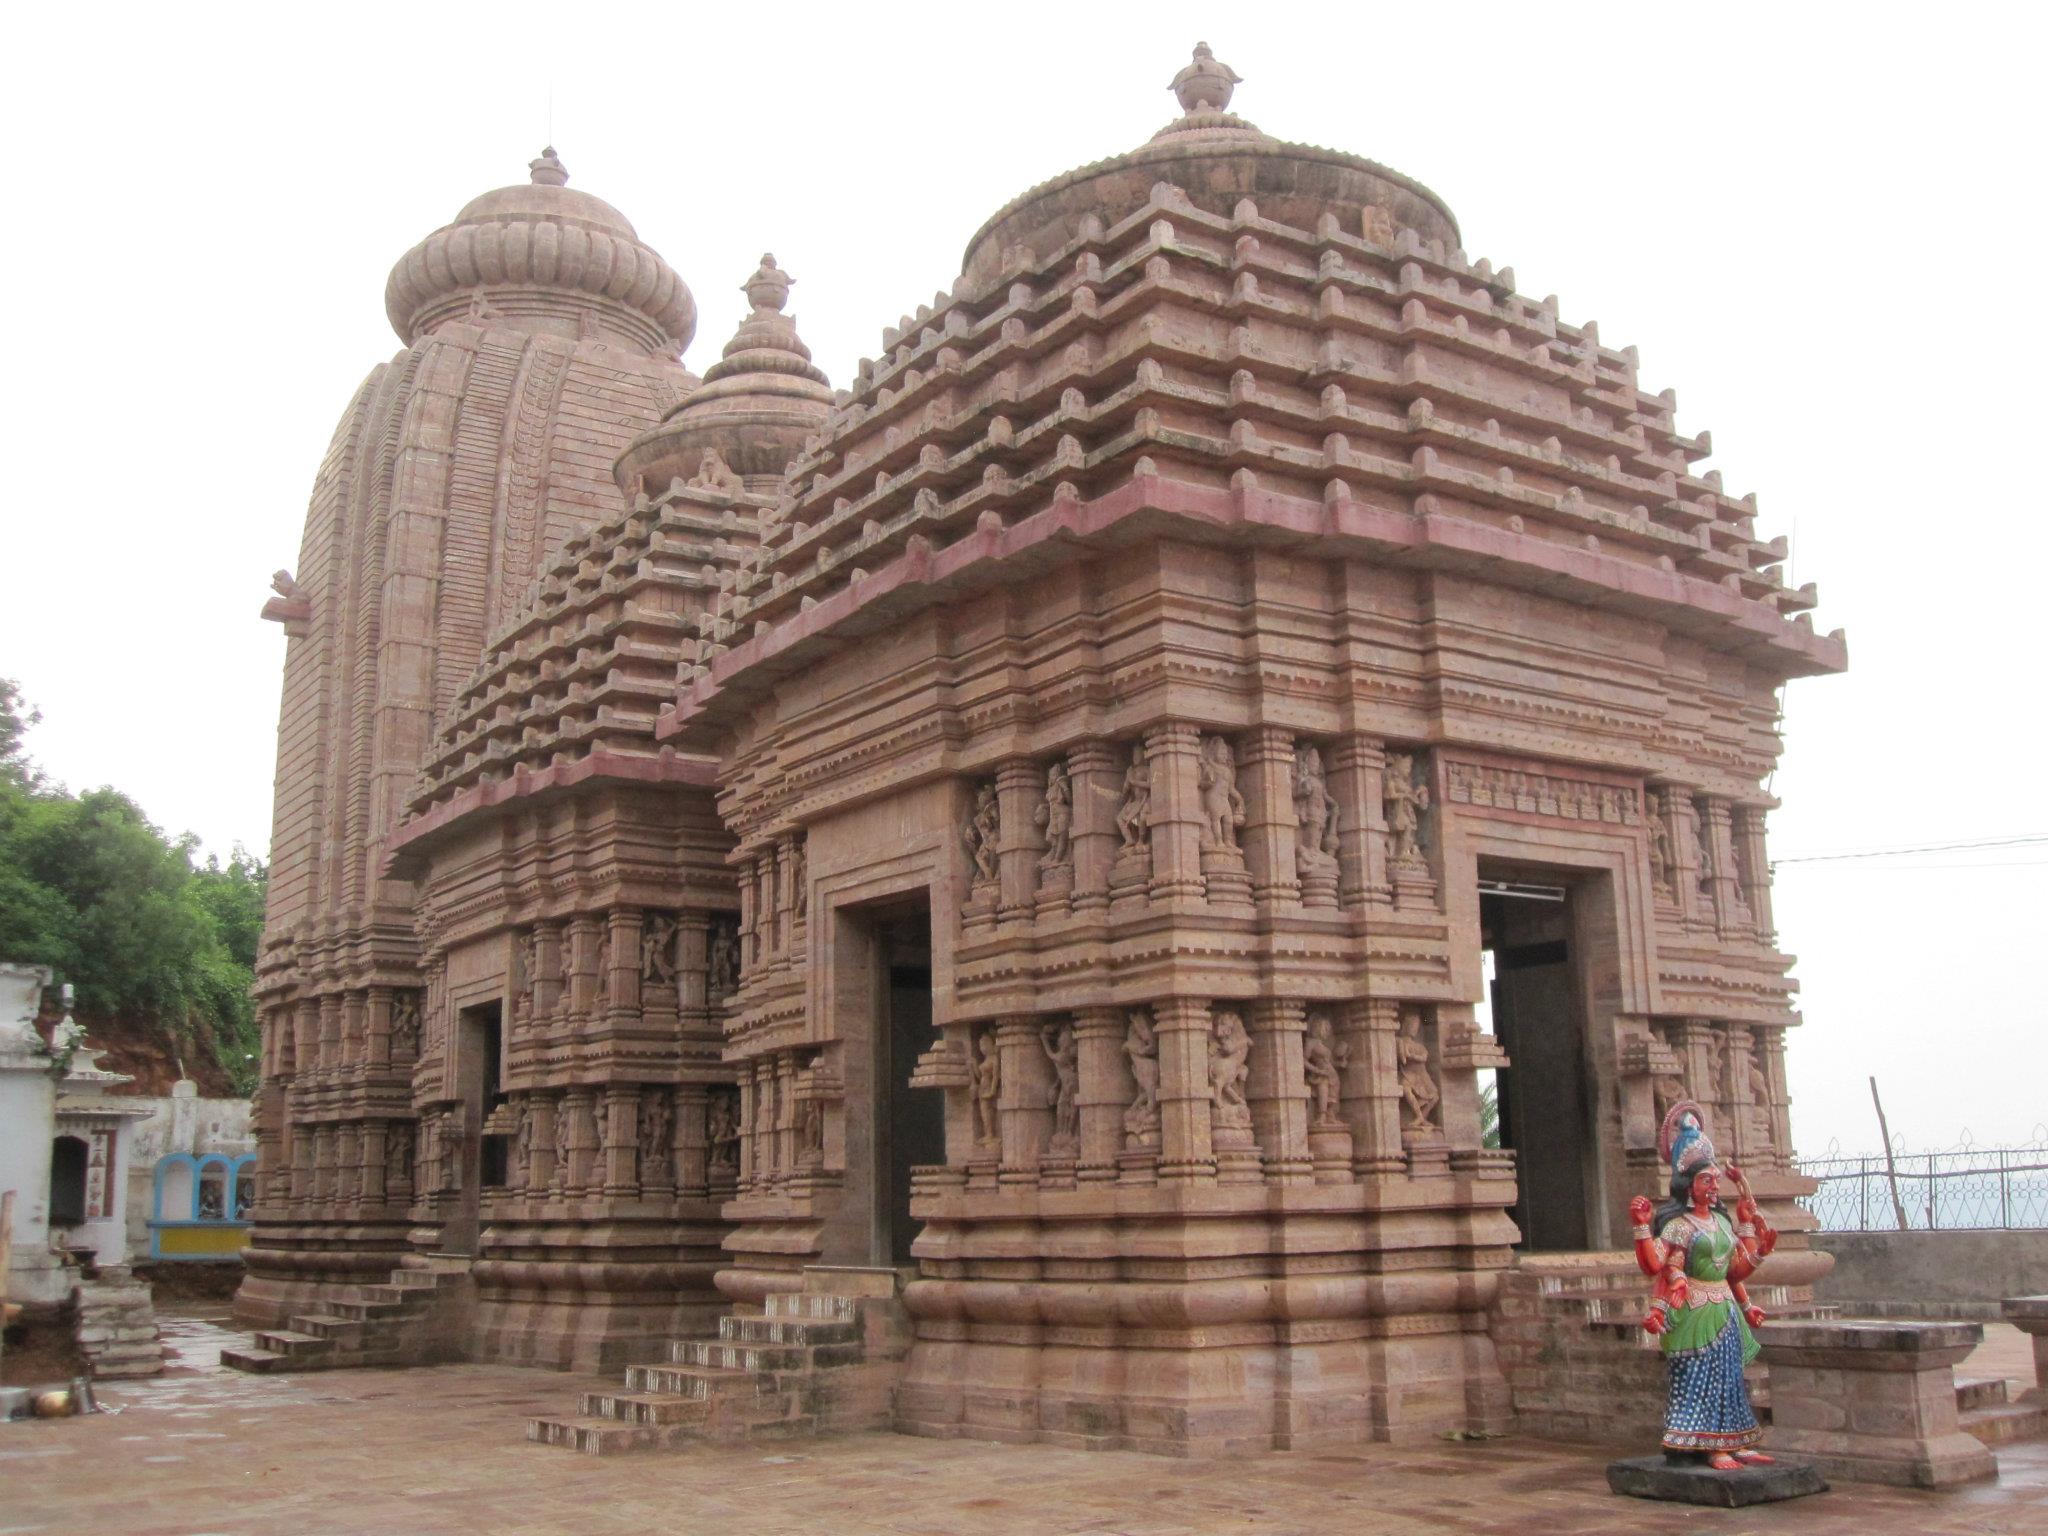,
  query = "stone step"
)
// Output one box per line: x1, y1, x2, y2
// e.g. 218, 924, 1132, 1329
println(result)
1955, 1376, 2011, 1412
525, 1416, 656, 1456
579, 1391, 714, 1427
1961, 1400, 2047, 1447
253, 1329, 334, 1358
295, 1313, 368, 1343
673, 1339, 799, 1372
220, 1347, 285, 1373
719, 1315, 859, 1347
325, 1297, 414, 1322
766, 1293, 860, 1321
623, 1363, 767, 1398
